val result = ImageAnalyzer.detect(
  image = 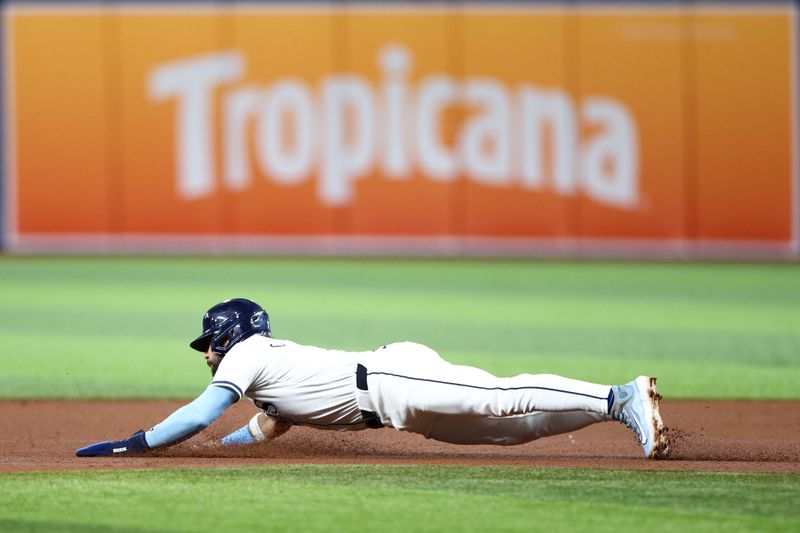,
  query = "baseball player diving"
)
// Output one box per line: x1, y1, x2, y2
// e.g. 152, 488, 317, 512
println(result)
76, 298, 669, 458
